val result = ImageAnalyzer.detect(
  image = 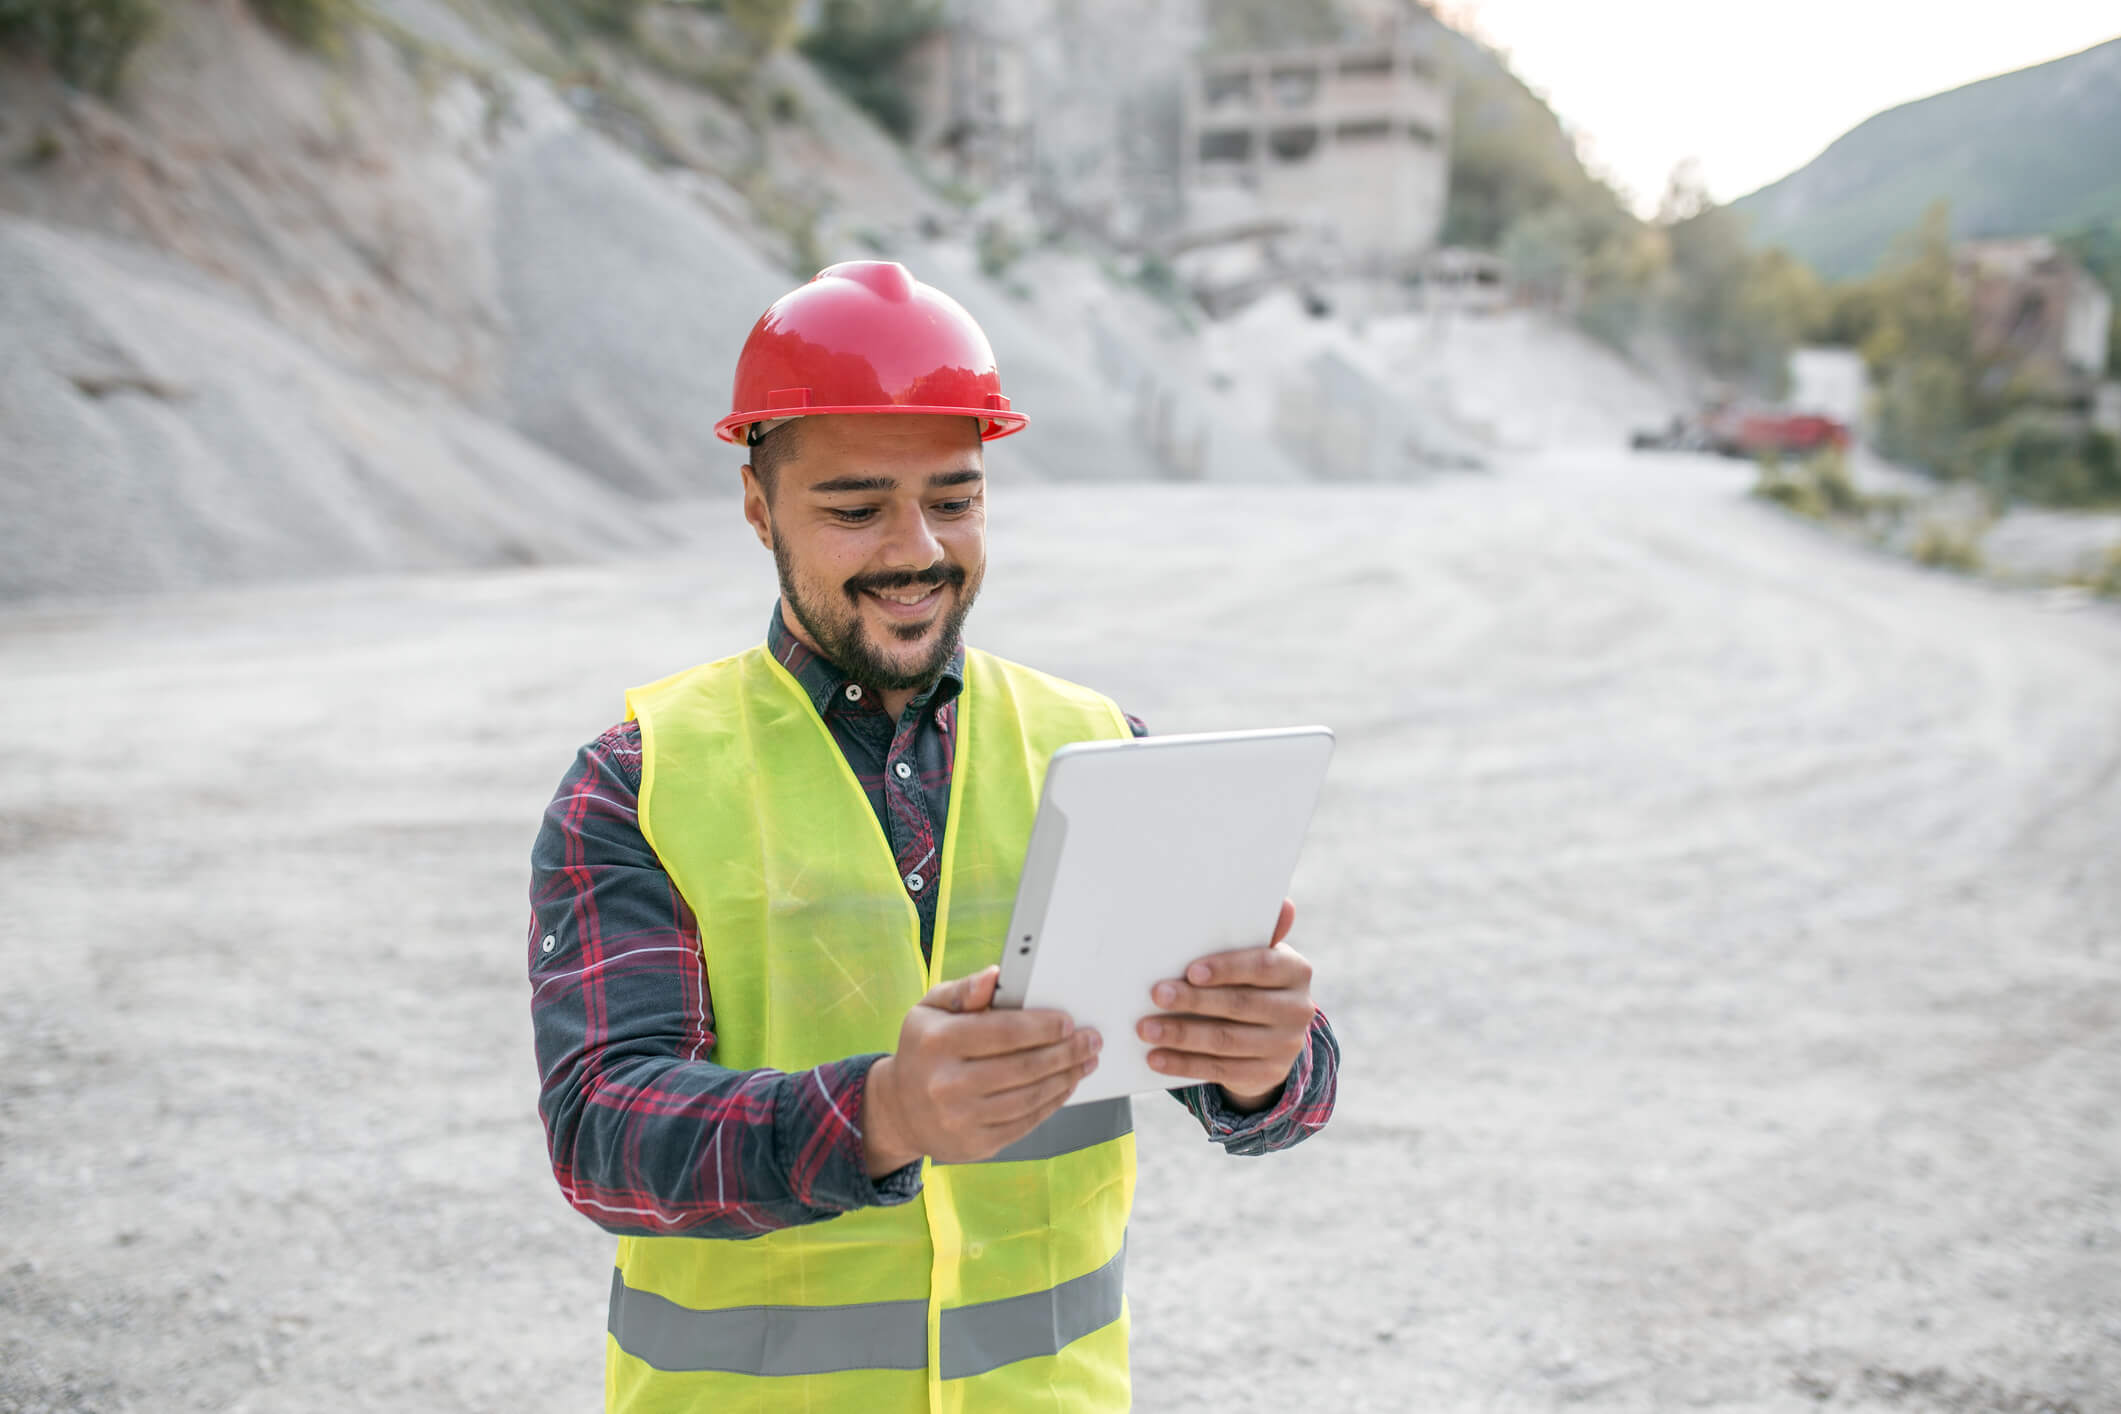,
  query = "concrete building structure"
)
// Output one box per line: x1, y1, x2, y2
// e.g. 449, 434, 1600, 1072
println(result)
899, 7, 1032, 190
1955, 237, 2114, 392
1181, 34, 1451, 276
